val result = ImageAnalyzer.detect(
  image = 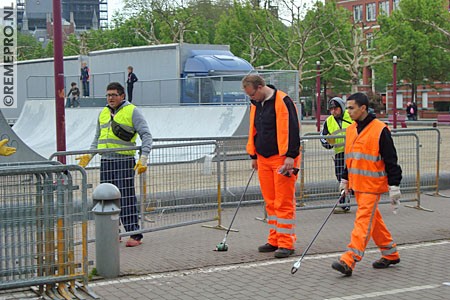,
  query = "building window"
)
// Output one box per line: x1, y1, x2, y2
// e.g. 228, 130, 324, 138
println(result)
393, 0, 400, 10
422, 92, 428, 108
379, 1, 390, 16
366, 3, 376, 21
366, 32, 374, 49
353, 5, 363, 22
